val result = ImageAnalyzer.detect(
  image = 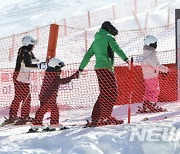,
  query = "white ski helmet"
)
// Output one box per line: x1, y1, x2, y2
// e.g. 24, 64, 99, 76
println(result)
22, 36, 37, 46
144, 35, 158, 46
48, 58, 65, 68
